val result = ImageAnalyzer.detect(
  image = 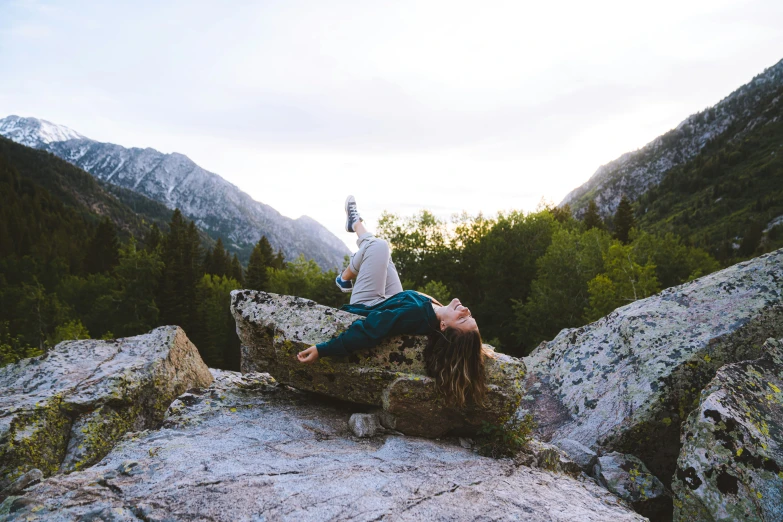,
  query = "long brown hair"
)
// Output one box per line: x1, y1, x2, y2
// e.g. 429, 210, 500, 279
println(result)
424, 327, 486, 408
